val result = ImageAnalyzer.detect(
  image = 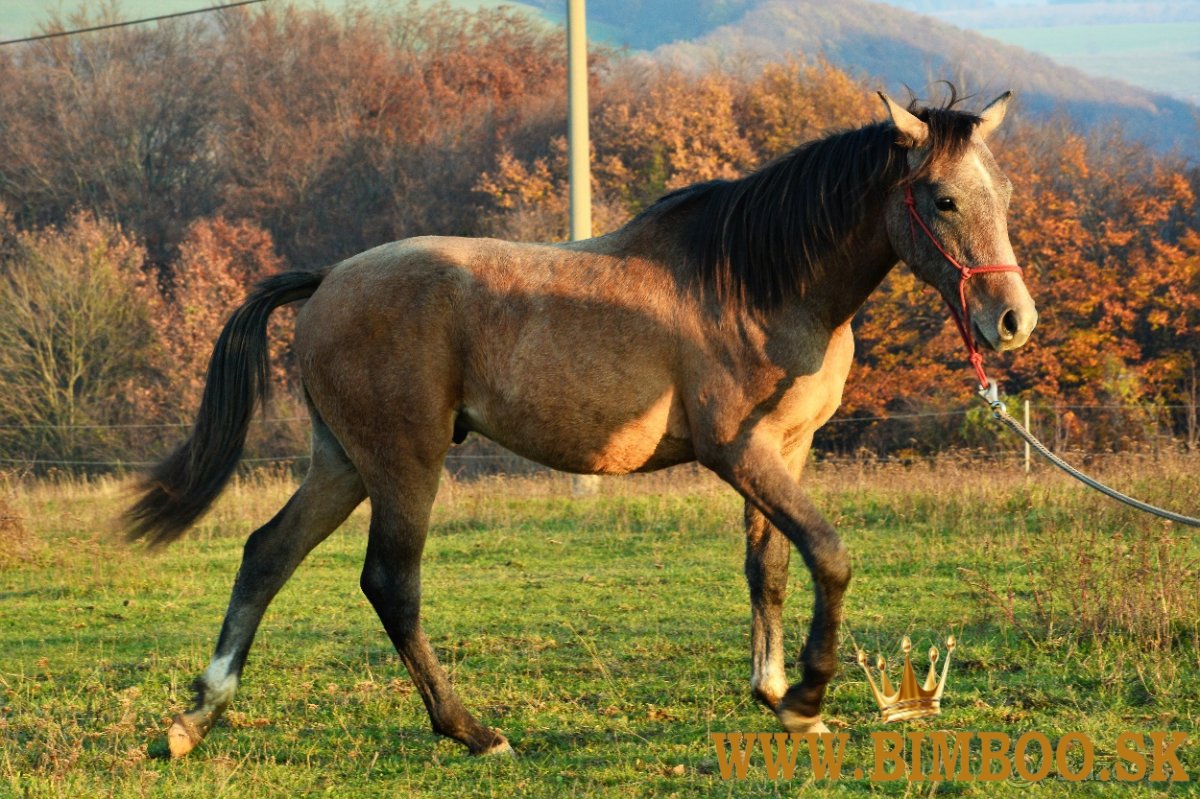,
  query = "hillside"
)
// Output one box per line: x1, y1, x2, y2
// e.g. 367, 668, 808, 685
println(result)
882, 0, 1200, 28
645, 0, 1199, 153
874, 1, 1200, 105
515, 0, 1197, 153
